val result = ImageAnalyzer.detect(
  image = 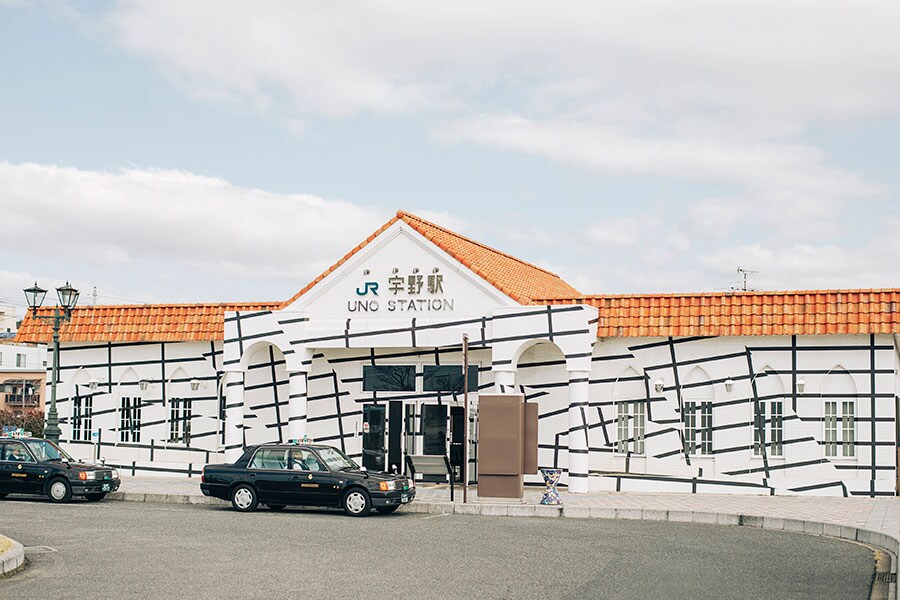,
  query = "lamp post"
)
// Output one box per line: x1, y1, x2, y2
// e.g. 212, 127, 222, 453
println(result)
23, 281, 80, 443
